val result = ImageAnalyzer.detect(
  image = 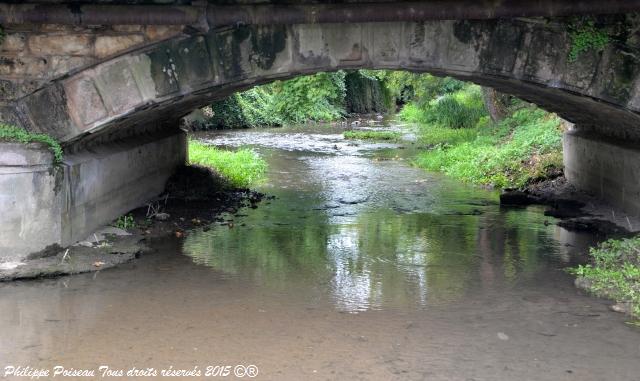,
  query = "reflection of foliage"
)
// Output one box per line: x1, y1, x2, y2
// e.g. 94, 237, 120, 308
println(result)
568, 18, 610, 62
183, 189, 561, 309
